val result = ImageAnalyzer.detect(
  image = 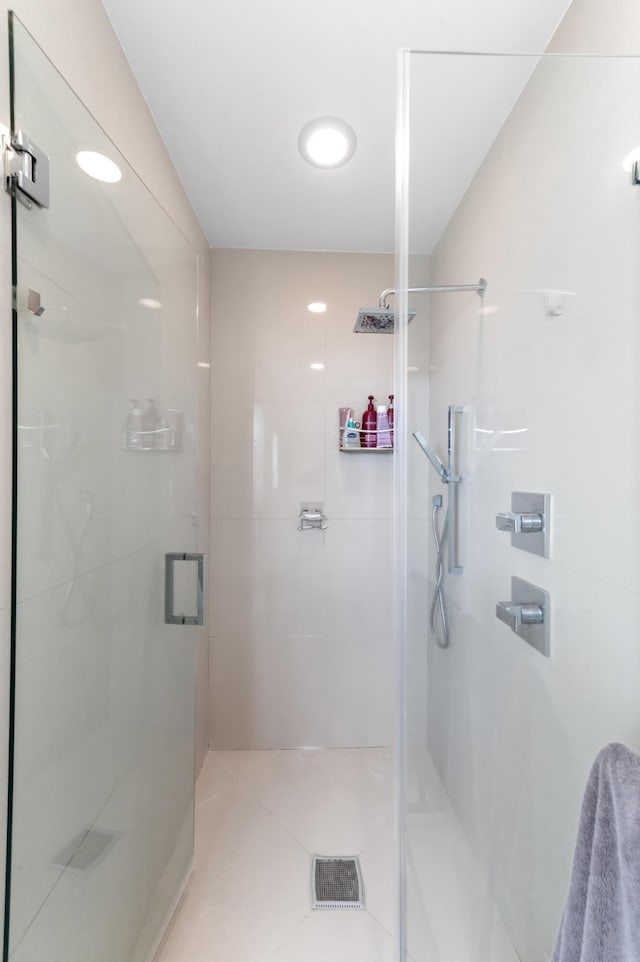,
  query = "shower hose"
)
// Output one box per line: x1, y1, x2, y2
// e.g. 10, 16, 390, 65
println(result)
430, 495, 450, 649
